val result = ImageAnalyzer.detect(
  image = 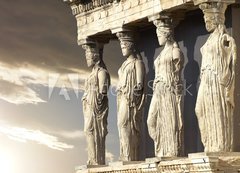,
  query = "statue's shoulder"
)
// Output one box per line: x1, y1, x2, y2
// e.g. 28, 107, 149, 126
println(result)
135, 58, 145, 67
173, 42, 179, 49
97, 67, 109, 76
172, 42, 183, 59
172, 42, 181, 53
98, 66, 108, 72
135, 58, 144, 64
173, 42, 181, 50
97, 67, 110, 82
